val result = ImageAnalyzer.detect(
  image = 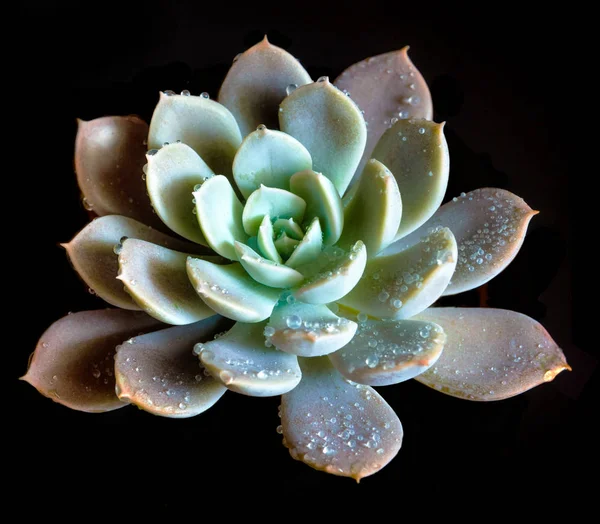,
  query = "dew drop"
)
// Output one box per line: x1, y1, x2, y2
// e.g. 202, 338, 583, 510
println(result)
219, 370, 234, 385
366, 355, 379, 368
378, 291, 389, 302
286, 314, 302, 329
200, 92, 210, 99
180, 89, 191, 96
286, 83, 298, 96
